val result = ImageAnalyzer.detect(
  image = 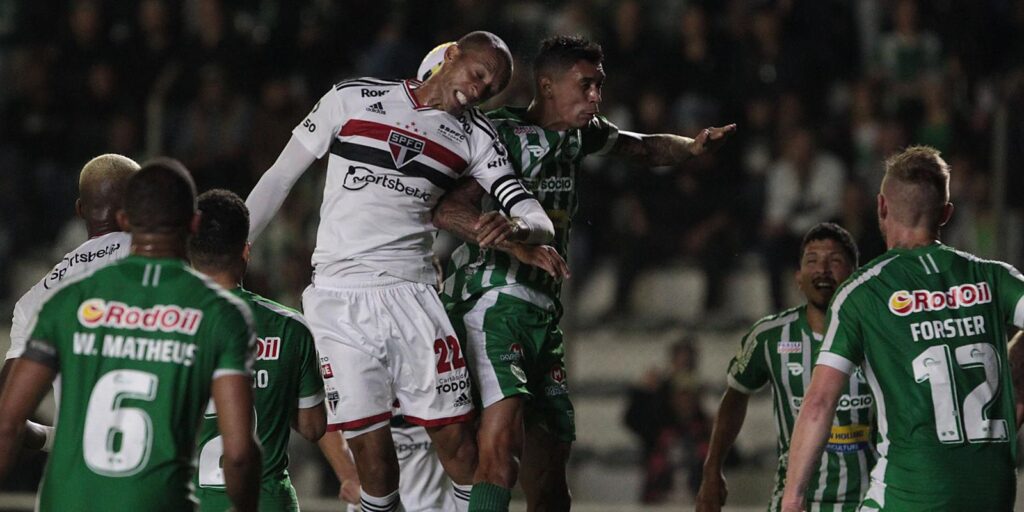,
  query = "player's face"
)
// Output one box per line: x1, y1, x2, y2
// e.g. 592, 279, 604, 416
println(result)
442, 47, 509, 116
547, 60, 605, 128
797, 238, 853, 311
